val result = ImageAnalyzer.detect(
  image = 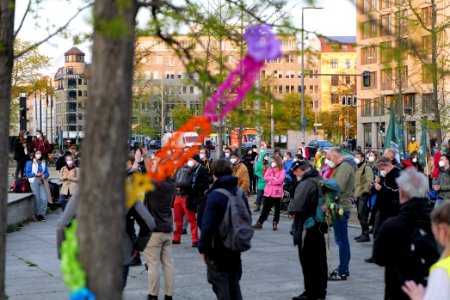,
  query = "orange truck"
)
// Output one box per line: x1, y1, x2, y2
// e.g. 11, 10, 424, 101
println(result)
231, 128, 256, 150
